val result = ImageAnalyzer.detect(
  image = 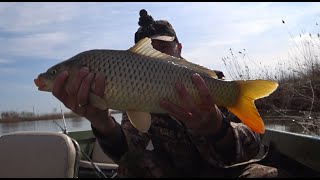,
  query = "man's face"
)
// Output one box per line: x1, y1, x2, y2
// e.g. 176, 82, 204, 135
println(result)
151, 39, 182, 58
